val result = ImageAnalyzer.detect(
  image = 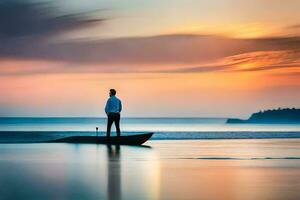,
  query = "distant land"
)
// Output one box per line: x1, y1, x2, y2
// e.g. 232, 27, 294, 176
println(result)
227, 108, 300, 124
